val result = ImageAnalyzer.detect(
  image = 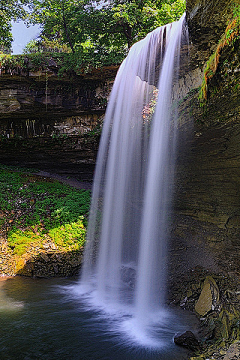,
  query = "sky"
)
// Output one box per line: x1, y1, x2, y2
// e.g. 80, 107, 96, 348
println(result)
11, 21, 40, 54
